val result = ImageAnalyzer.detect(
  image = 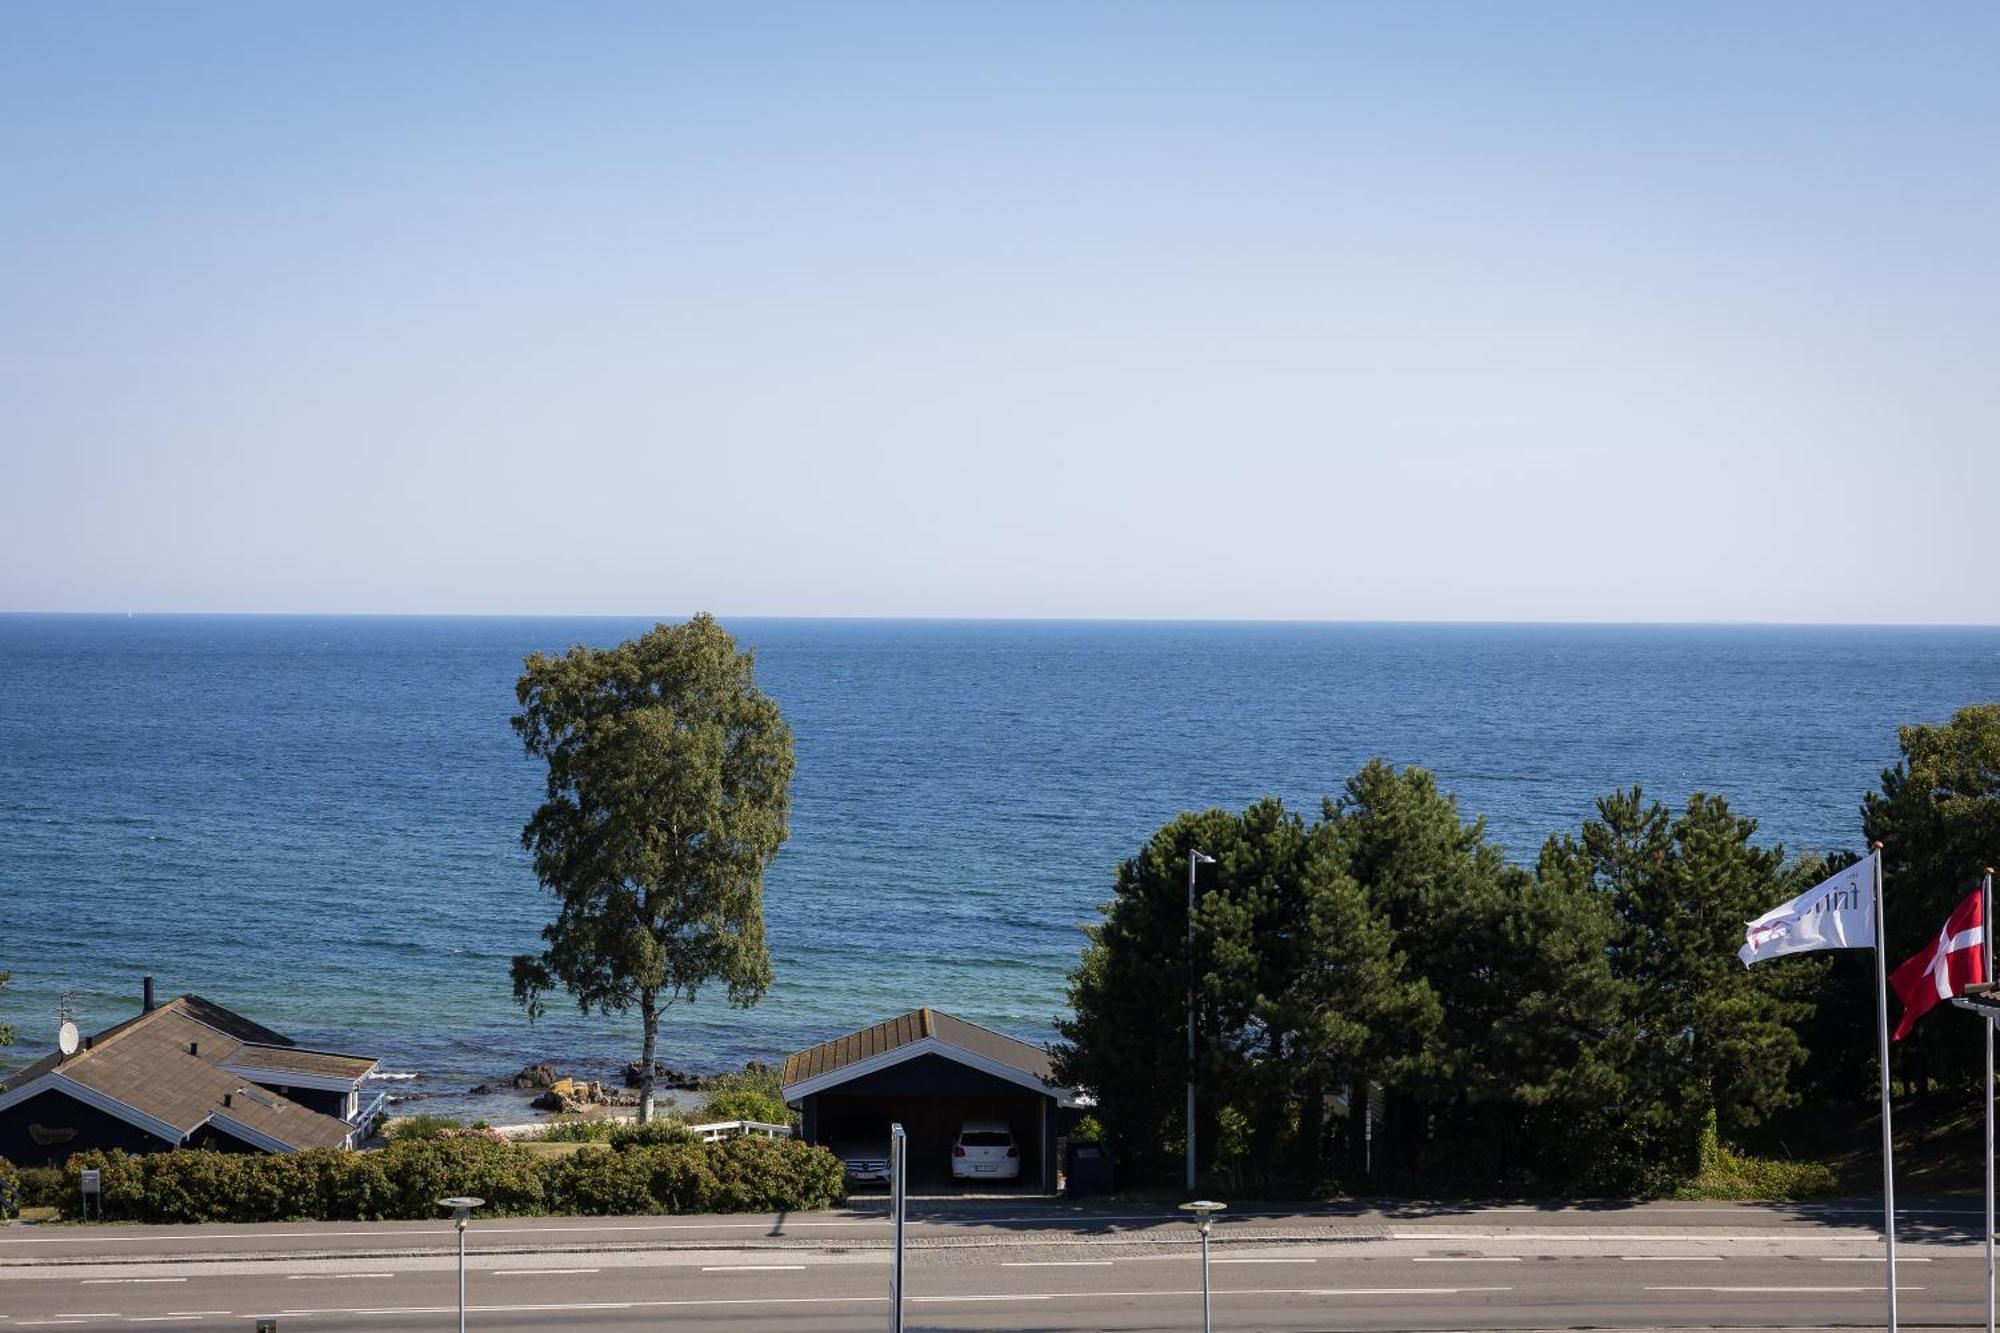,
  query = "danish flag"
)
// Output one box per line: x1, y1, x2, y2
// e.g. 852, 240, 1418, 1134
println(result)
1888, 886, 1987, 1040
